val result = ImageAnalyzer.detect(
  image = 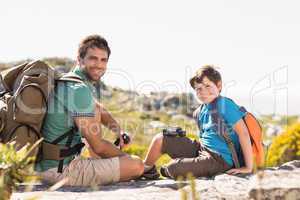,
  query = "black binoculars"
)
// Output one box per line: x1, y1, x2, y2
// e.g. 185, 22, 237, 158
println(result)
114, 132, 131, 146
162, 127, 186, 137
